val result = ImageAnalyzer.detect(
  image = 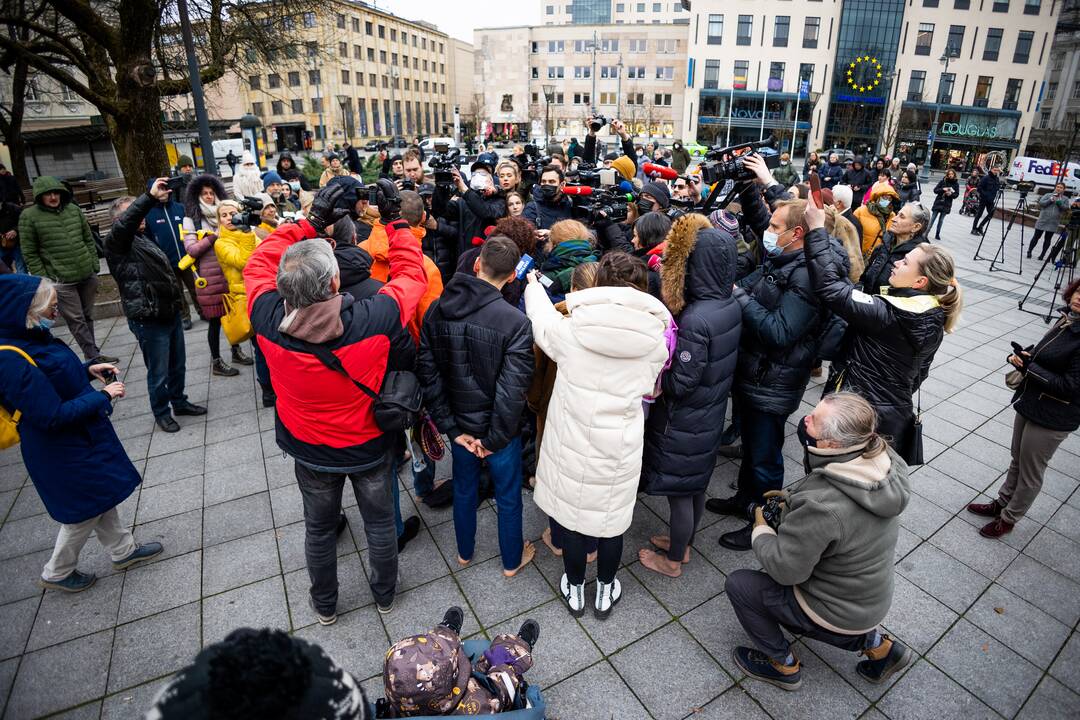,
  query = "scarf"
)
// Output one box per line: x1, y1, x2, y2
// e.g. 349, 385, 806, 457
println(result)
200, 200, 220, 228
805, 443, 869, 474
278, 295, 345, 343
